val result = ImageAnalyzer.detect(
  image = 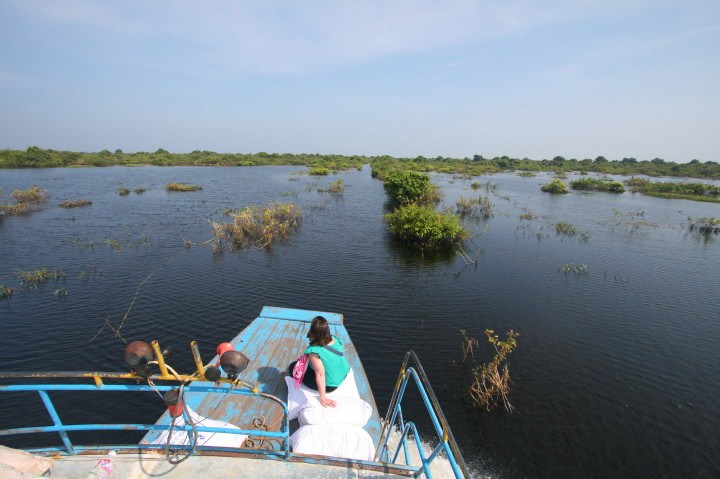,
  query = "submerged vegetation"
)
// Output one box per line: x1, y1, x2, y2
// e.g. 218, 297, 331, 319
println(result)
166, 182, 202, 192
210, 203, 302, 249
59, 199, 92, 208
0, 202, 29, 216
461, 329, 519, 412
0, 285, 12, 299
16, 268, 65, 288
570, 177, 625, 193
455, 196, 494, 219
559, 263, 589, 274
625, 178, 720, 203
541, 179, 569, 194
688, 217, 720, 236
12, 186, 47, 203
